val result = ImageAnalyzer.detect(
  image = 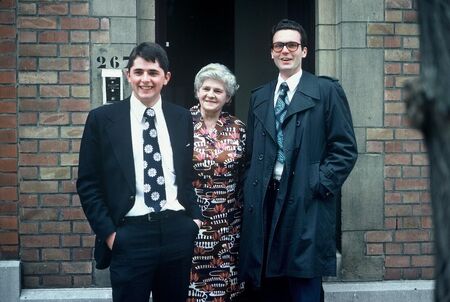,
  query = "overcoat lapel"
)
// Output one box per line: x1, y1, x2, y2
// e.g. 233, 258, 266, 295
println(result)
253, 81, 277, 144
105, 99, 135, 192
